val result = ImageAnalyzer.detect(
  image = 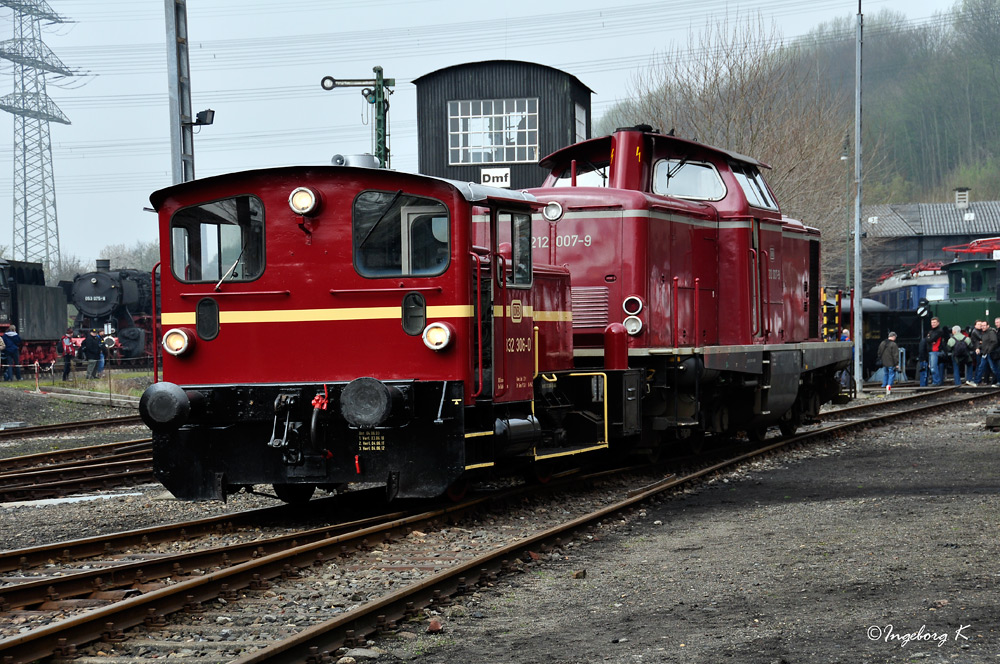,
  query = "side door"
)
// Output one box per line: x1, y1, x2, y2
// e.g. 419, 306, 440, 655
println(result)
494, 209, 535, 402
